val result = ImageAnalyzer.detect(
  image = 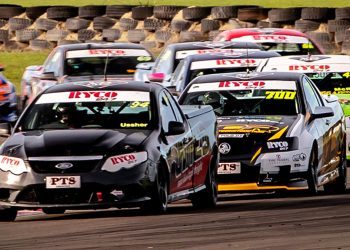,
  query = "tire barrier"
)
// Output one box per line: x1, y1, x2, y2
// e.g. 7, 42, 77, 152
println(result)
0, 5, 349, 55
